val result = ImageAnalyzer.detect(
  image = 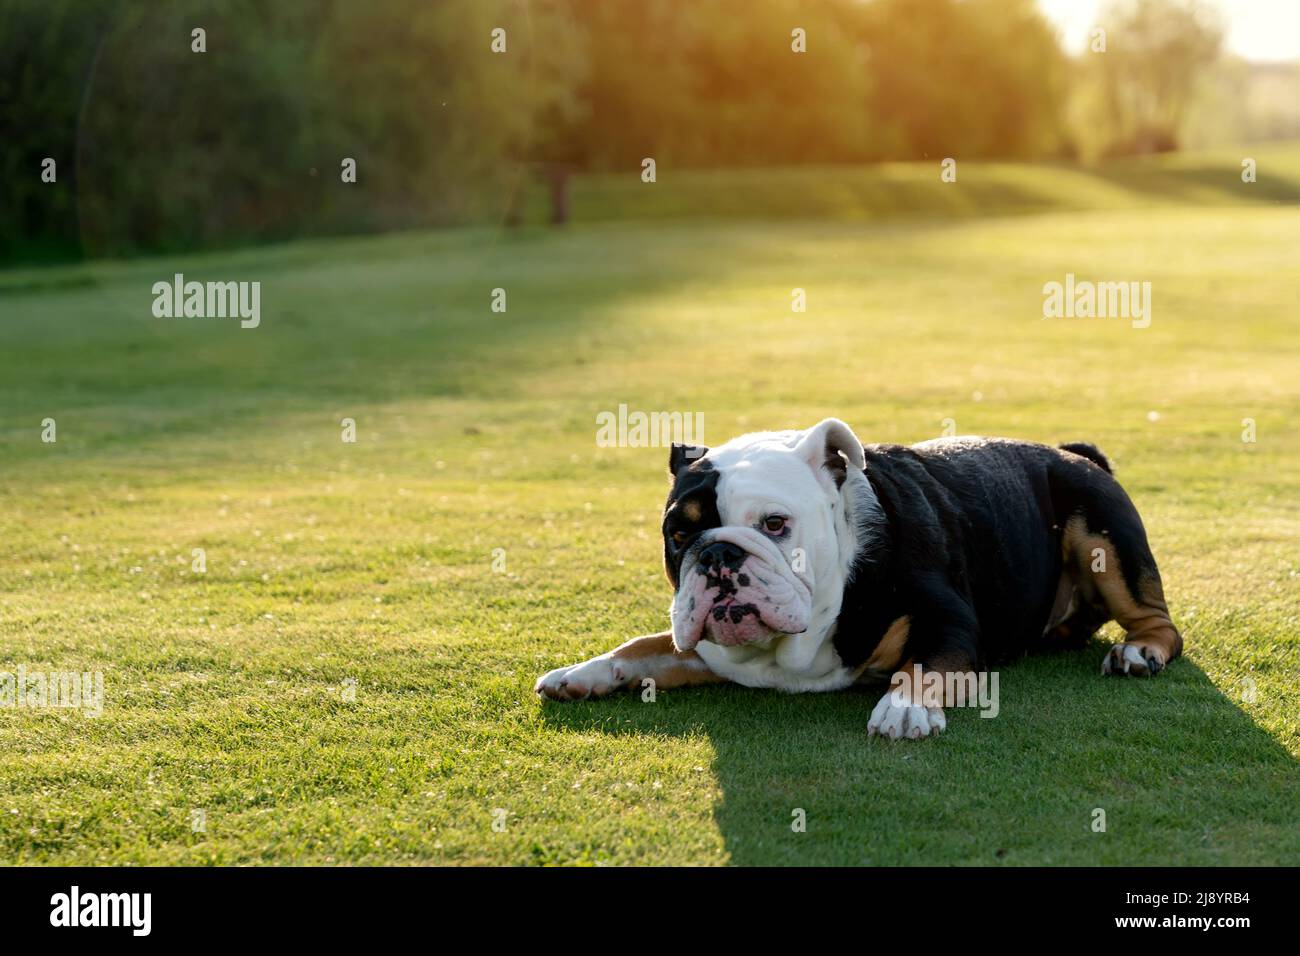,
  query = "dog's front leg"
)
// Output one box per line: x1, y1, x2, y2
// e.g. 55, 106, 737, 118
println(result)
866, 663, 951, 740
535, 631, 726, 701
865, 605, 981, 739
